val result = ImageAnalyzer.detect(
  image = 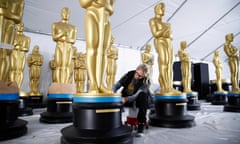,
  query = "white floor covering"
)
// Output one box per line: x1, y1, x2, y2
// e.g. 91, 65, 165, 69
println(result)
1, 101, 240, 144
